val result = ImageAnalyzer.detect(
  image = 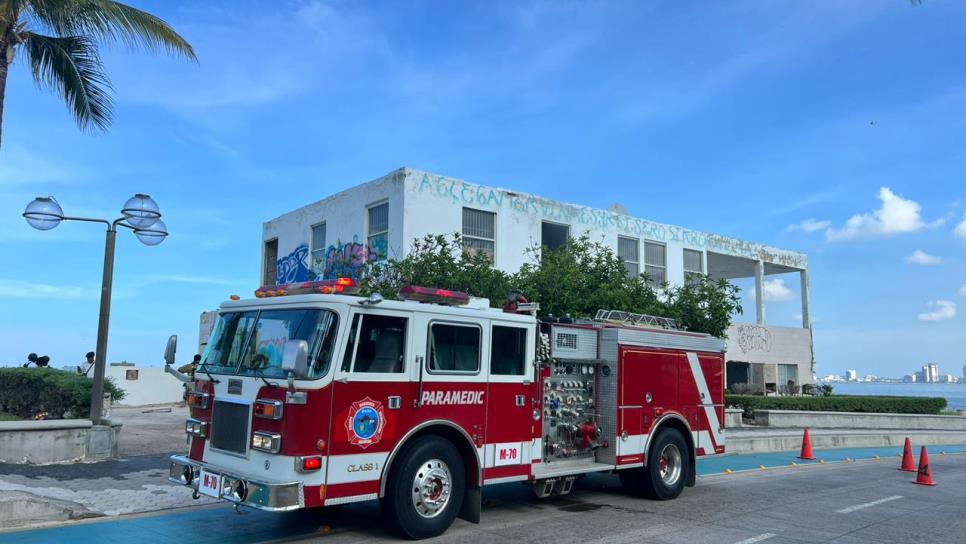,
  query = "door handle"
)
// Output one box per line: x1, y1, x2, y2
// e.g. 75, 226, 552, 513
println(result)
515, 395, 525, 407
